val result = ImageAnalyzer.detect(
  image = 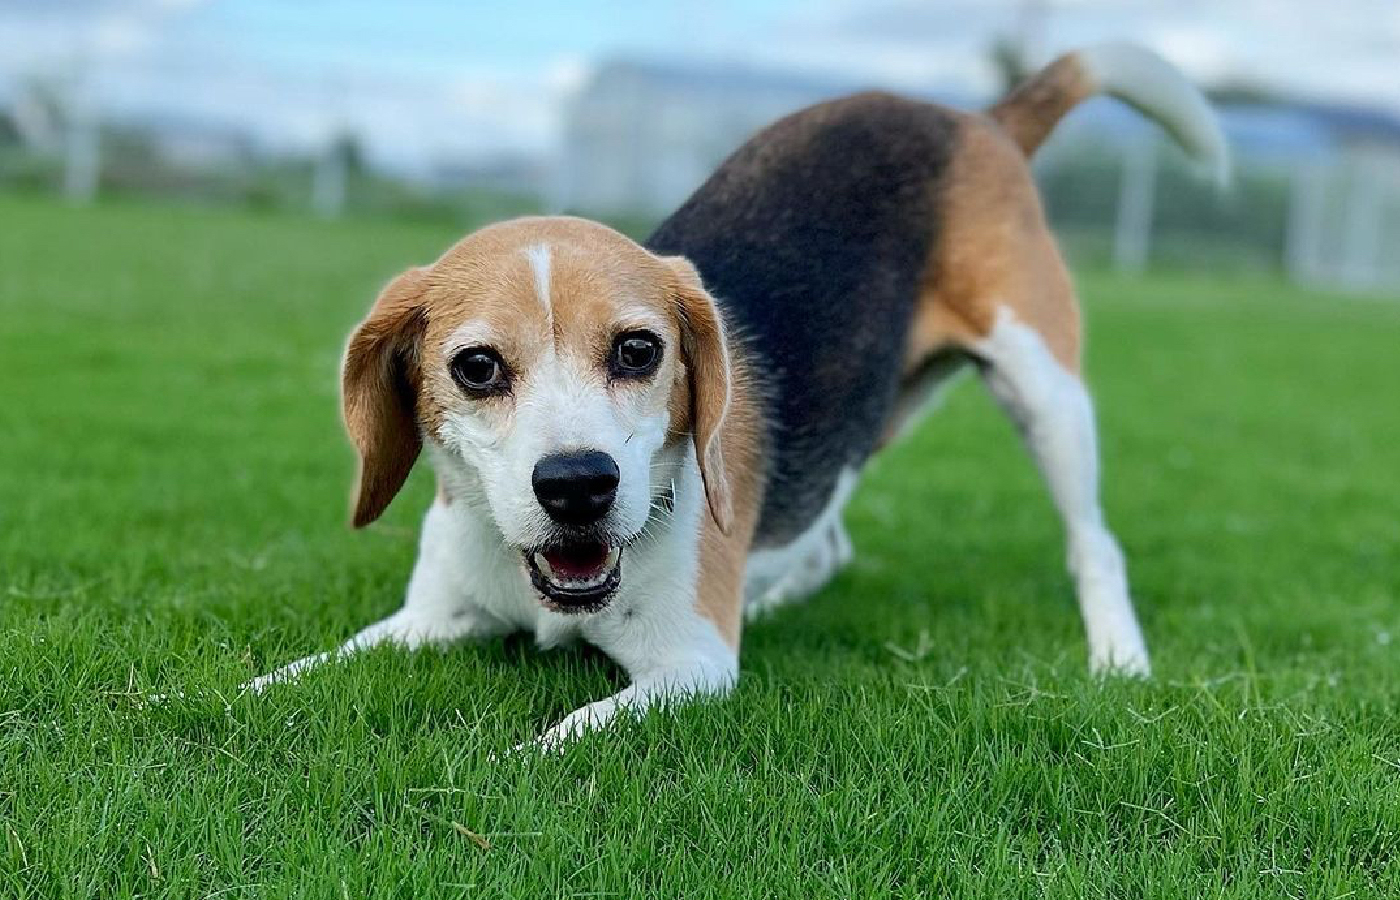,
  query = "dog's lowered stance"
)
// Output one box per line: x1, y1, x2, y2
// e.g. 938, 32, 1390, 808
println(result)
246, 43, 1227, 746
